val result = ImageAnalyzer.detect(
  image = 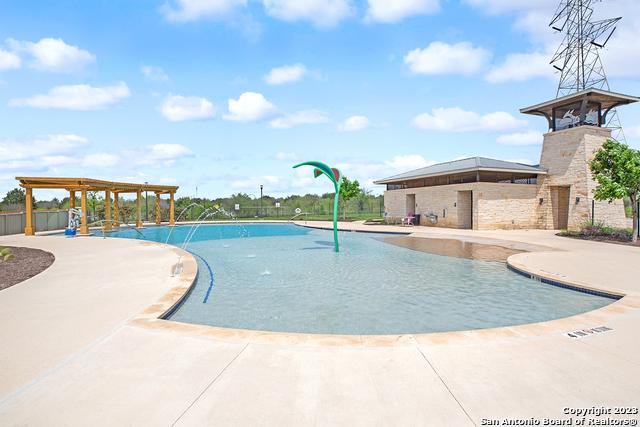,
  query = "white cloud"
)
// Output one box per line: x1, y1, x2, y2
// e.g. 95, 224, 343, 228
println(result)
160, 95, 216, 122
0, 49, 21, 71
264, 63, 307, 85
275, 152, 298, 161
137, 143, 194, 166
463, 0, 556, 15
366, 0, 440, 23
223, 92, 277, 122
0, 134, 87, 171
82, 153, 120, 167
413, 107, 526, 132
339, 115, 370, 132
160, 0, 247, 22
7, 38, 95, 73
261, 0, 352, 28
269, 110, 329, 129
468, 0, 640, 81
497, 130, 543, 145
231, 175, 280, 190
485, 51, 551, 83
10, 82, 130, 110
141, 65, 169, 82
334, 154, 435, 189
404, 41, 491, 75
385, 154, 433, 171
